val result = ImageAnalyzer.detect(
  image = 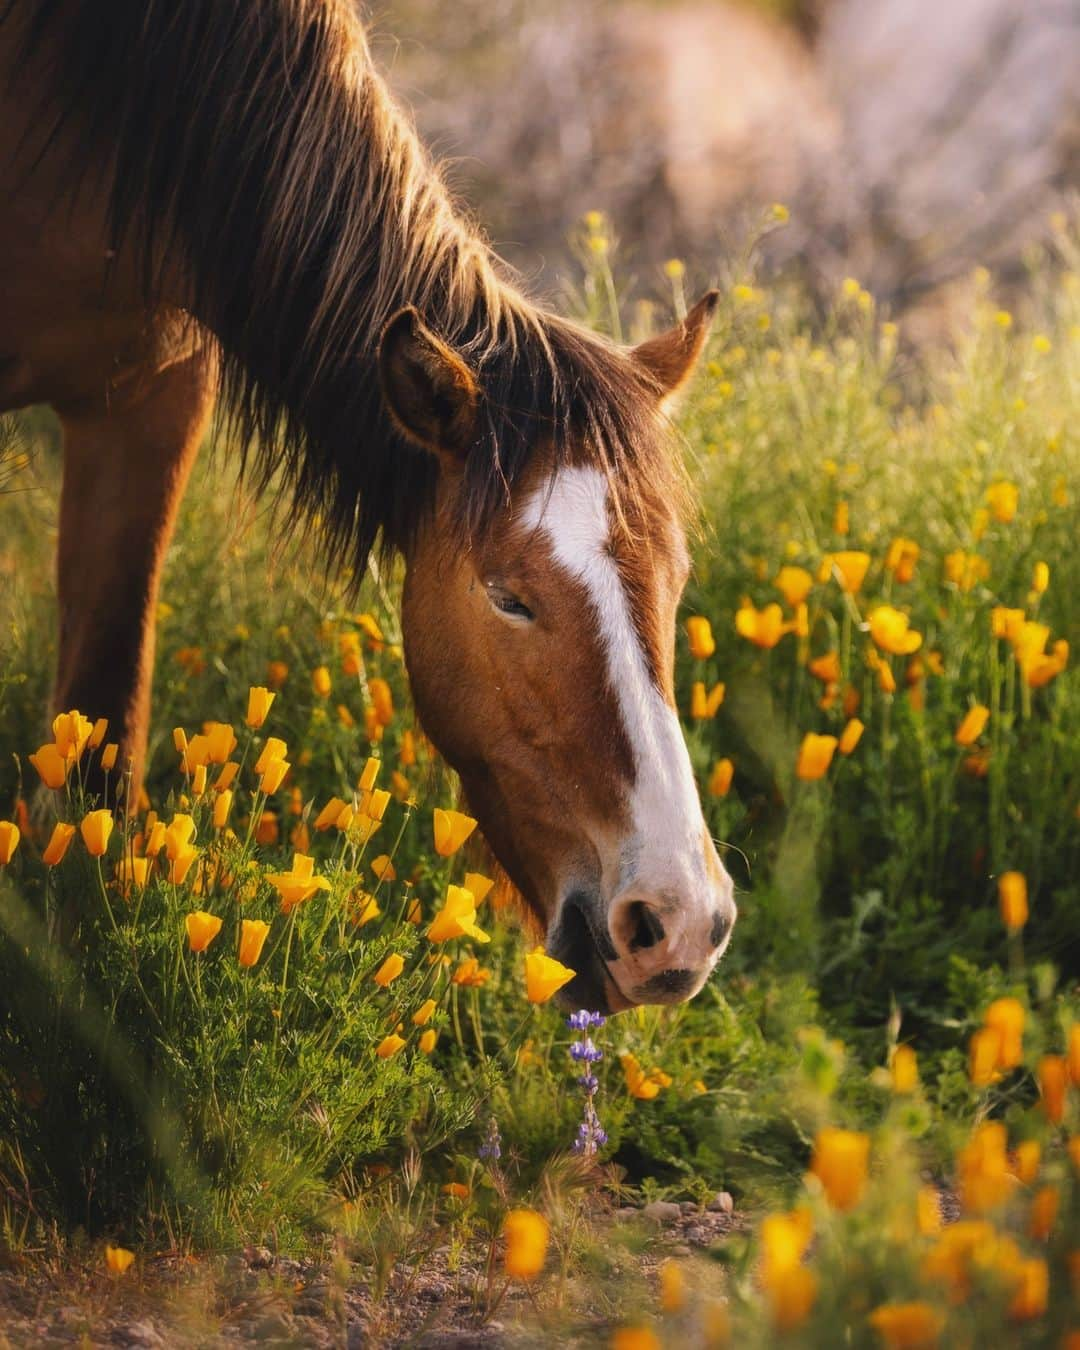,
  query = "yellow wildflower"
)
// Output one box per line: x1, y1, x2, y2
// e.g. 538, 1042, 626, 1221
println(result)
238, 919, 271, 967
869, 606, 923, 655
735, 601, 786, 648
376, 1033, 406, 1059
810, 1127, 870, 1211
524, 946, 575, 1003
998, 871, 1028, 931
685, 616, 716, 659
186, 911, 223, 953
80, 809, 114, 858
0, 821, 19, 865
503, 1209, 549, 1280
245, 686, 275, 728
796, 733, 838, 781
427, 885, 490, 944
374, 953, 405, 988
42, 822, 76, 866
433, 808, 477, 857
954, 705, 990, 746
